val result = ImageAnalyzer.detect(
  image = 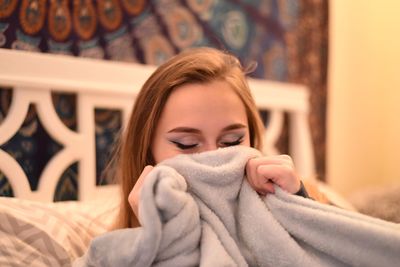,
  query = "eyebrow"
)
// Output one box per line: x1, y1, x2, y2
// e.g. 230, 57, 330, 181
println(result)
167, 123, 247, 134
